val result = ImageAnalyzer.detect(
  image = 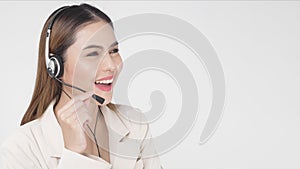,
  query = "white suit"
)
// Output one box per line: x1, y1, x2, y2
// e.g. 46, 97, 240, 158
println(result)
0, 101, 162, 169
